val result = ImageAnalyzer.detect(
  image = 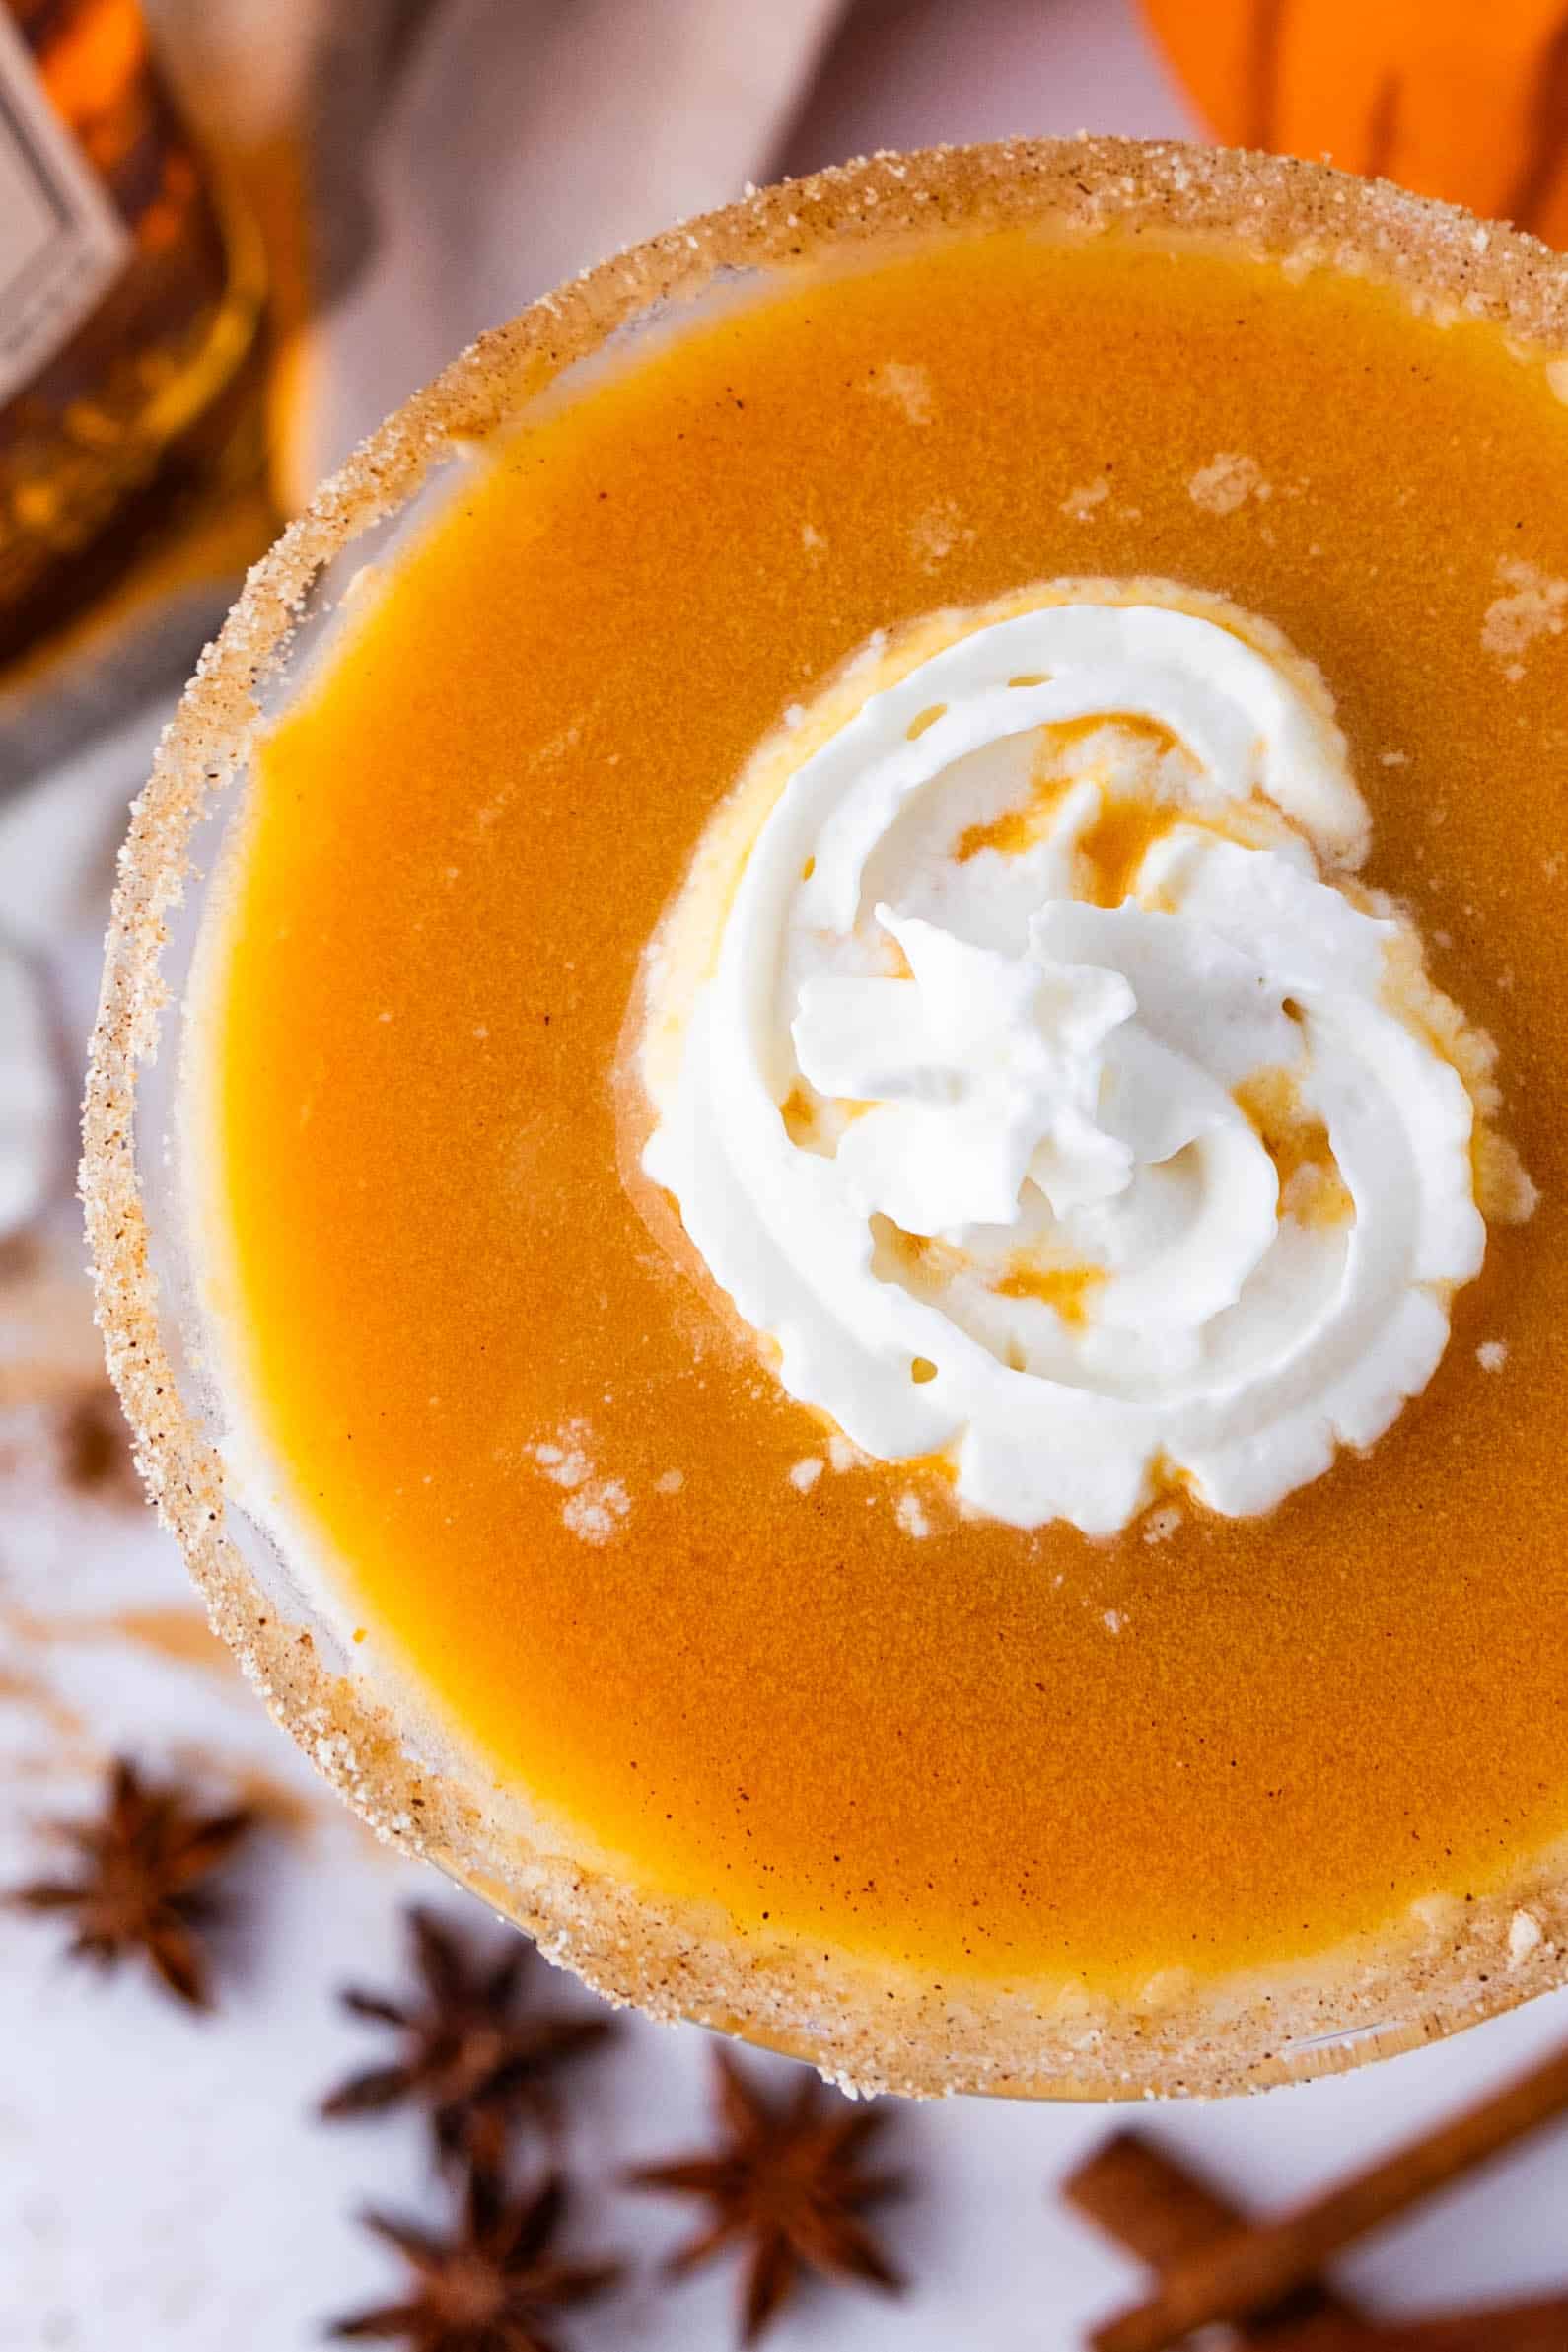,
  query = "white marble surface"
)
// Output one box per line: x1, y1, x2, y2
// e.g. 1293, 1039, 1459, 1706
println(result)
5, 5, 1568, 2347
